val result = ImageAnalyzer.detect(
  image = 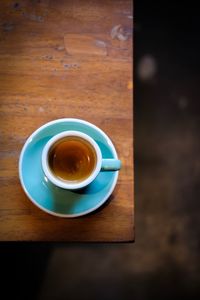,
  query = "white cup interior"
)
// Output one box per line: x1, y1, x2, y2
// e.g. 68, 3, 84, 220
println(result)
42, 131, 102, 190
